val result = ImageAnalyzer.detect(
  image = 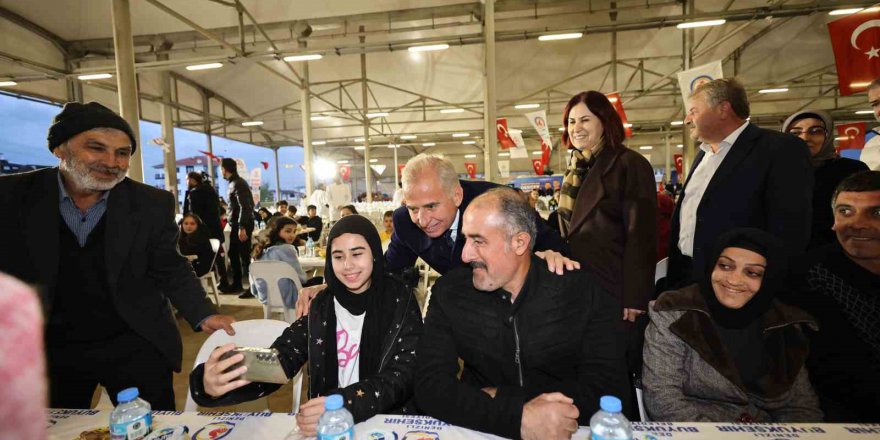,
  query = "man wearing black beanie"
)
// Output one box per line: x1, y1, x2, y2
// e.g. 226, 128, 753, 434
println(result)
220, 157, 255, 297
0, 101, 236, 410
